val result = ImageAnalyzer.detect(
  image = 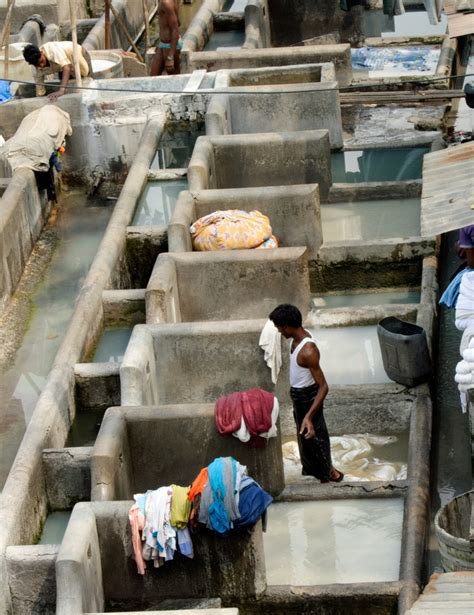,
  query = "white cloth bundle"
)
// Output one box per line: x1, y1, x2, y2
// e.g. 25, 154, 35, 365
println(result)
455, 270, 474, 332
455, 336, 474, 412
259, 319, 282, 384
